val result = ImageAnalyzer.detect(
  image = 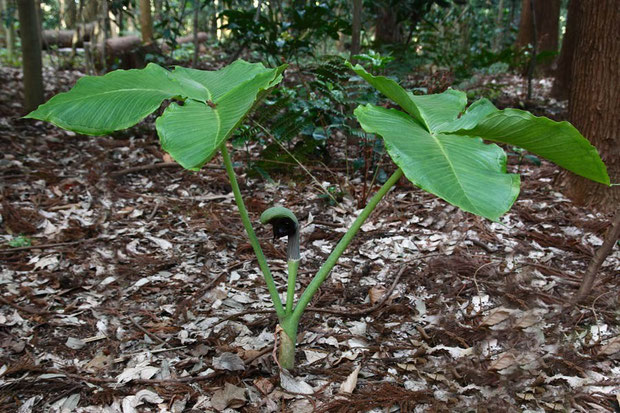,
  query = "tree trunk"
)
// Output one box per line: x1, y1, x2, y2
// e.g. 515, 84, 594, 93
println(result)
350, 0, 362, 61
550, 0, 580, 101
492, 0, 504, 52
192, 0, 199, 67
374, 6, 400, 45
564, 0, 619, 210
139, 0, 153, 44
62, 0, 76, 28
515, 0, 561, 73
17, 0, 44, 113
1, 0, 16, 62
